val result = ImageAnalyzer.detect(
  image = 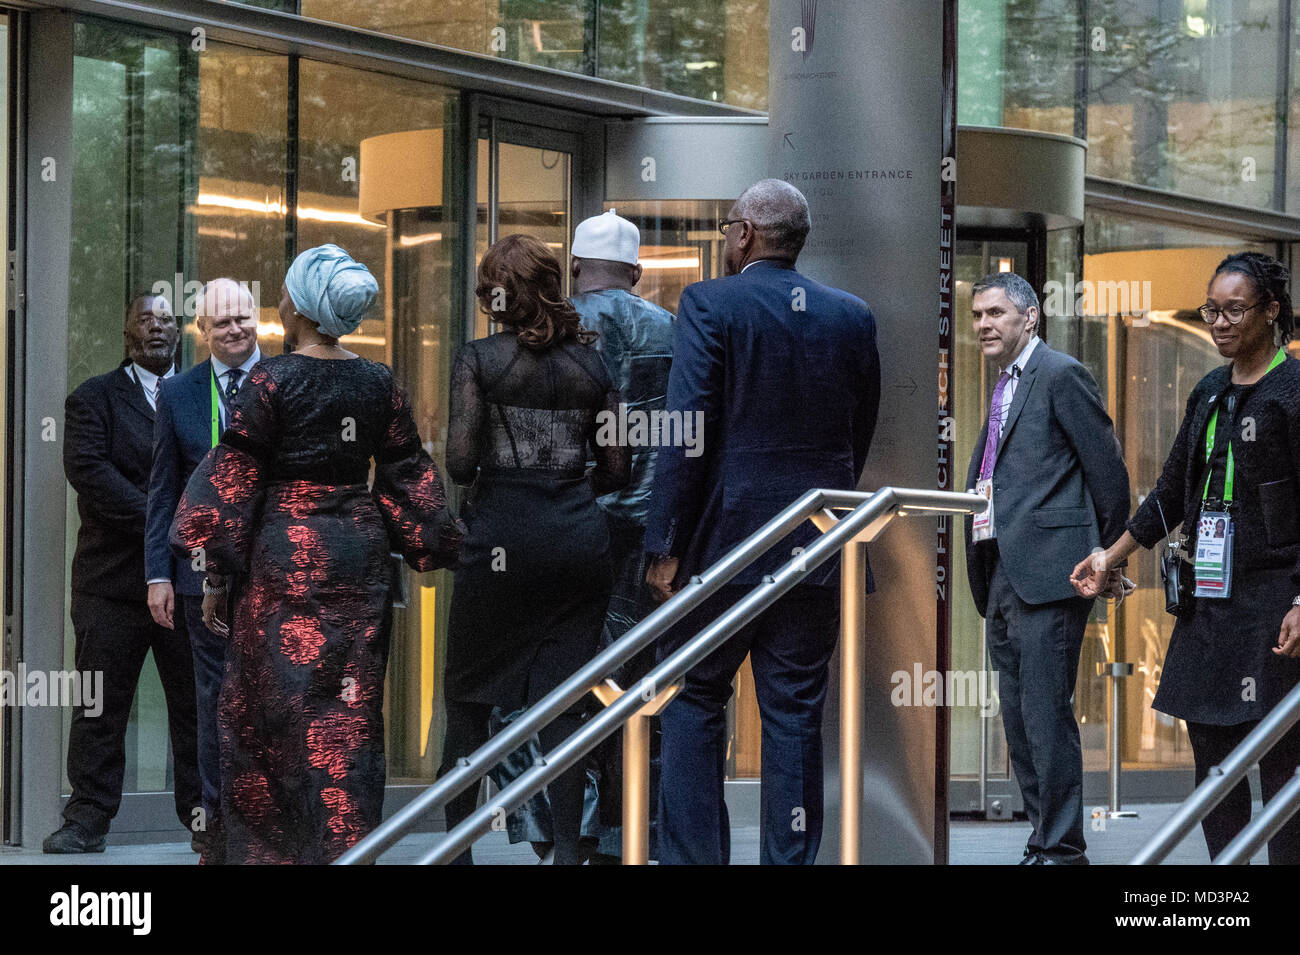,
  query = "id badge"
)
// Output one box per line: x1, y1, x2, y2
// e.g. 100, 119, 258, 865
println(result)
1193, 510, 1233, 599
971, 479, 995, 542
